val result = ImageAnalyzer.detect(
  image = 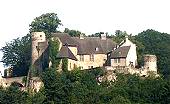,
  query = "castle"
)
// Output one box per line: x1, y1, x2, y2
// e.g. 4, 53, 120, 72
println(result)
0, 31, 158, 89
32, 32, 157, 76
